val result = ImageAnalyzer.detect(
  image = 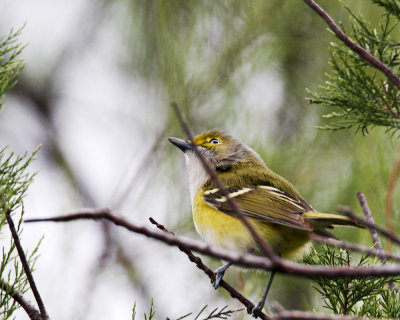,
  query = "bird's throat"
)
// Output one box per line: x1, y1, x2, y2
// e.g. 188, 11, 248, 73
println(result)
184, 153, 210, 206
